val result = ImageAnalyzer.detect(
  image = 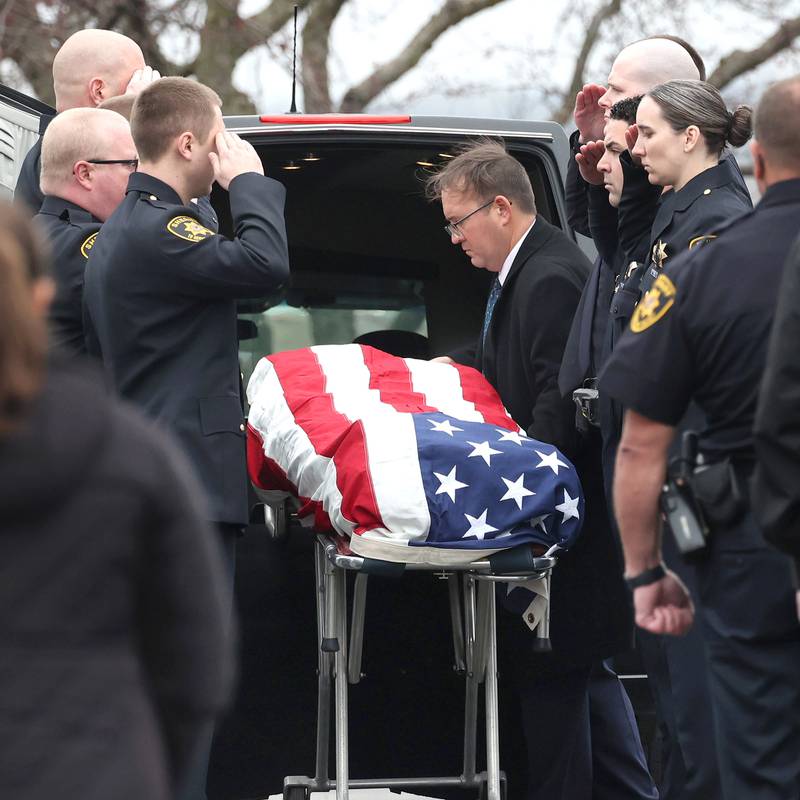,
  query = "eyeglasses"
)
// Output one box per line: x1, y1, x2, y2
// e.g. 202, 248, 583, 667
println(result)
444, 199, 494, 239
88, 158, 139, 171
